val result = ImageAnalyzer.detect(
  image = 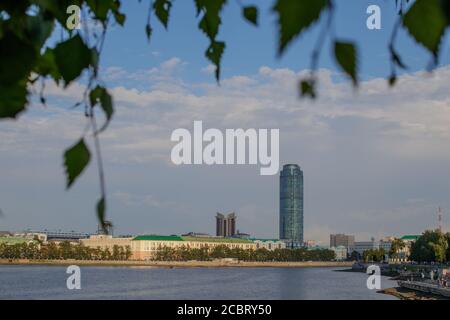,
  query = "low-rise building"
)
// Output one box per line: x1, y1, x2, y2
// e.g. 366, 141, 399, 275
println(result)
378, 237, 397, 261
282, 240, 303, 249
353, 238, 378, 255
14, 232, 47, 242
303, 240, 317, 248
0, 231, 11, 237
396, 235, 420, 262
330, 234, 355, 254
0, 236, 38, 246
400, 235, 420, 243
25, 229, 90, 241
80, 234, 132, 250
331, 245, 347, 261
251, 239, 286, 250
131, 235, 256, 260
